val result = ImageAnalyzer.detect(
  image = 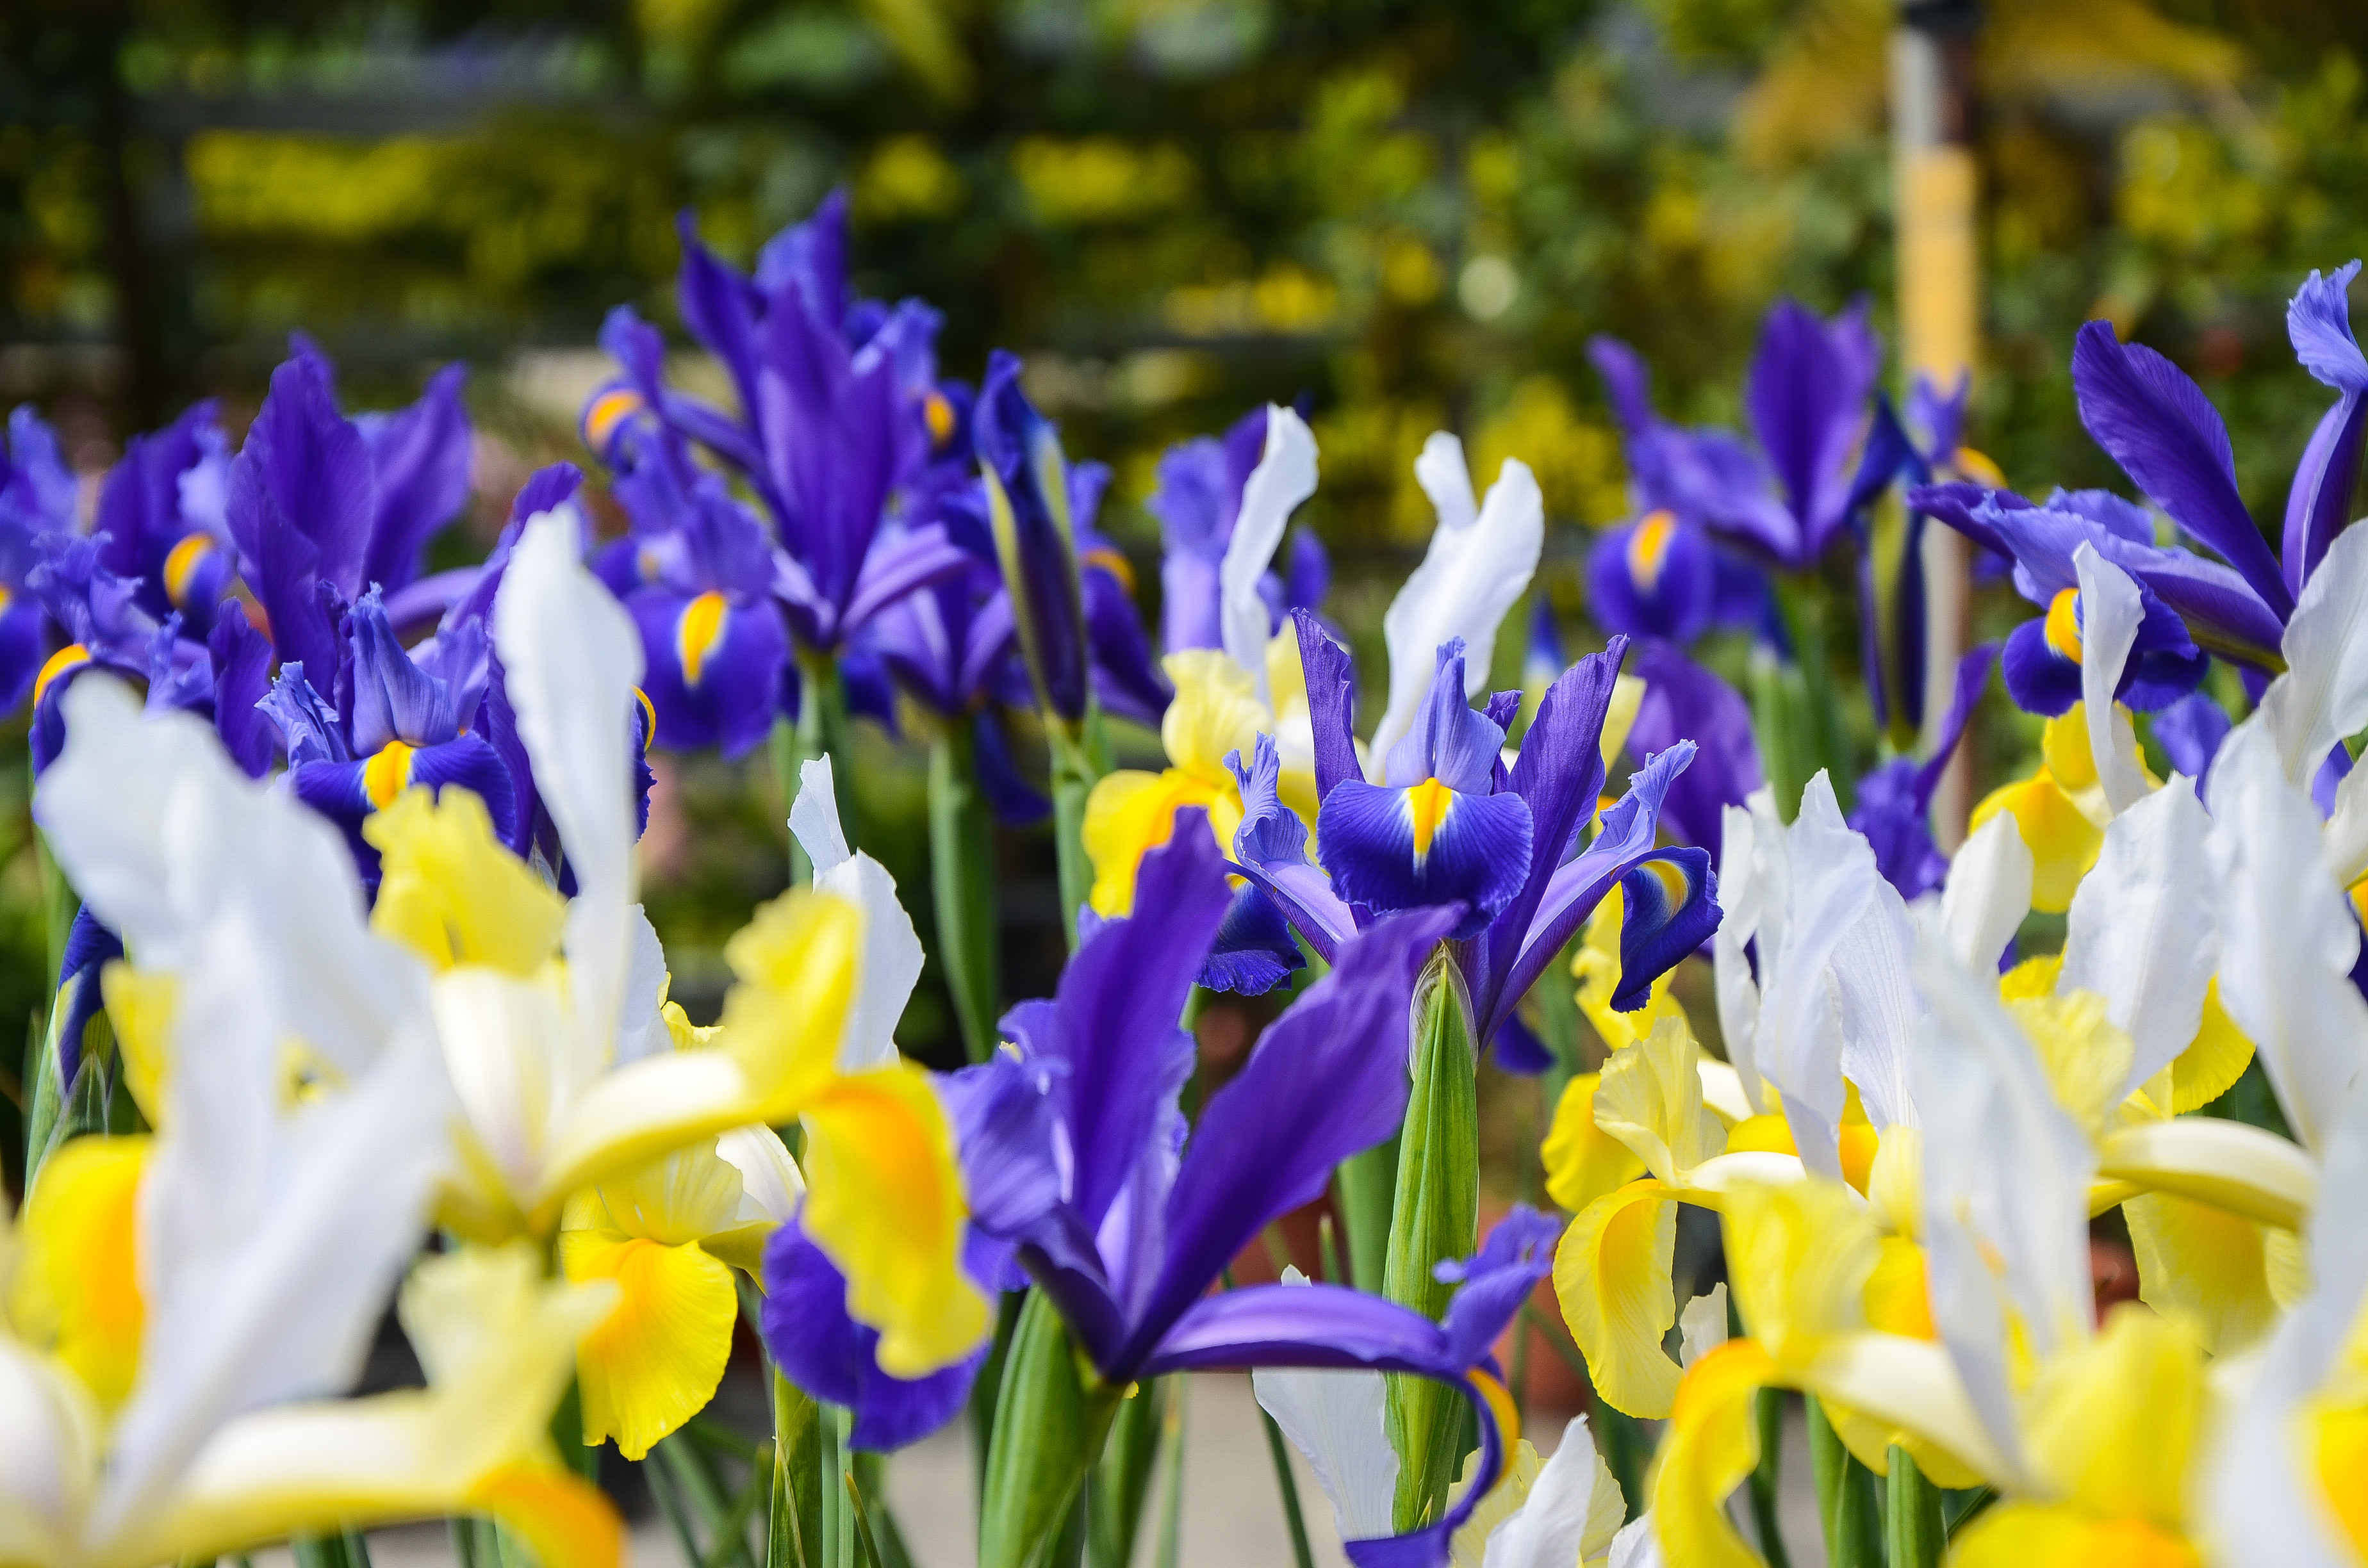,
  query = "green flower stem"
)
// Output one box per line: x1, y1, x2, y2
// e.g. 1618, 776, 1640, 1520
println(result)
1885, 1445, 1943, 1568
1384, 950, 1479, 1531
1749, 1389, 1793, 1568
1807, 1396, 1883, 1568
1048, 709, 1110, 952
769, 1373, 823, 1568
928, 721, 1002, 1063
778, 651, 857, 885
1260, 1403, 1319, 1568
978, 1290, 1128, 1568
1088, 1379, 1168, 1568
